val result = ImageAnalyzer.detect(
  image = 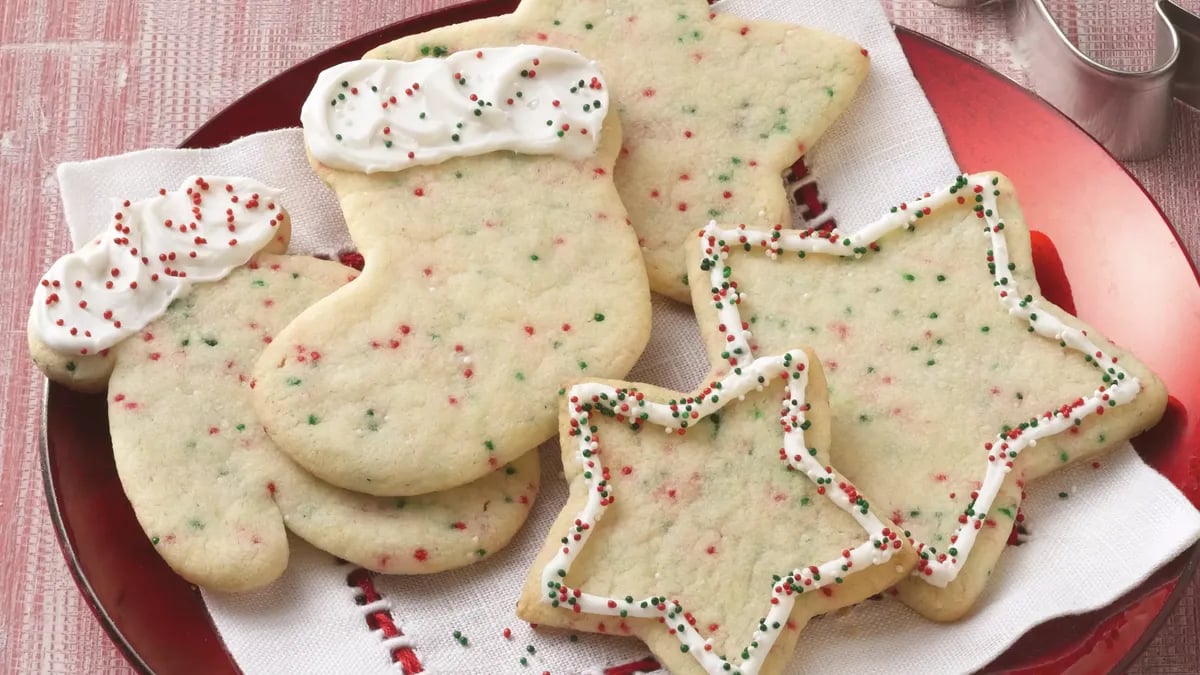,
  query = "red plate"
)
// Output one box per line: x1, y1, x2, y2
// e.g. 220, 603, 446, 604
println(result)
41, 1, 1200, 673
